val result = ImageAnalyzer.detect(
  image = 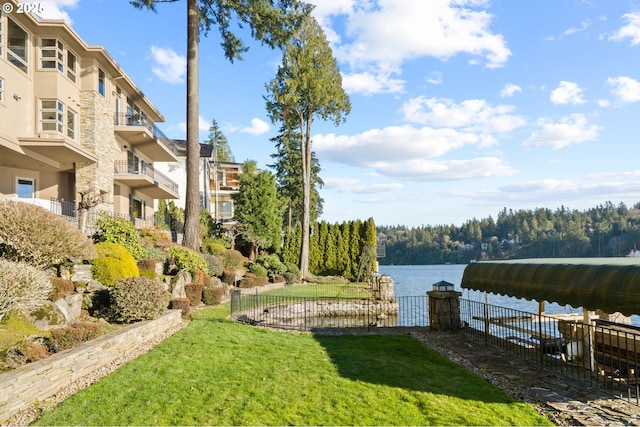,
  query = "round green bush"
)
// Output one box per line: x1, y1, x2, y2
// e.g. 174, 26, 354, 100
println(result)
110, 276, 169, 323
91, 242, 139, 287
168, 245, 207, 276
257, 254, 287, 275
221, 249, 244, 269
203, 254, 223, 277
248, 263, 268, 277
93, 214, 145, 260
